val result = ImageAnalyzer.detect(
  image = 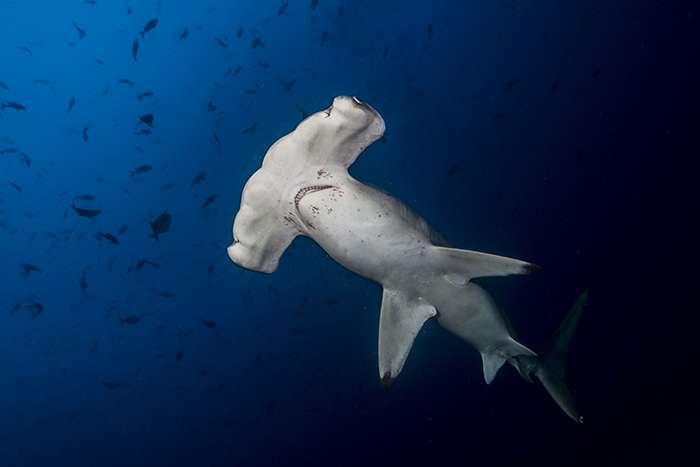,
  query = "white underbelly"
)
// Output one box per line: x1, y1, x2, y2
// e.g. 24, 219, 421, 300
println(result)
296, 183, 434, 285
